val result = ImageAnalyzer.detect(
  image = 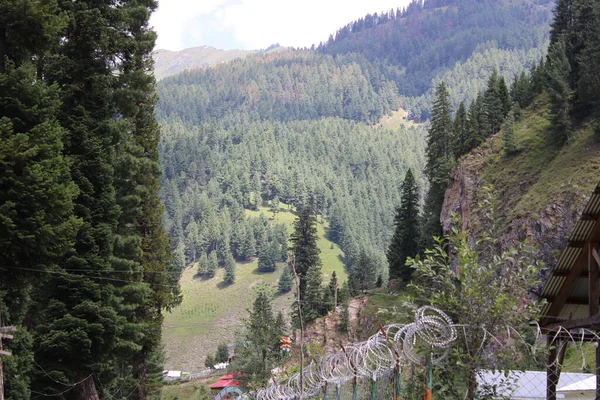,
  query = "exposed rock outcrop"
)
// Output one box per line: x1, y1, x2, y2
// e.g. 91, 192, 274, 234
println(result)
441, 132, 597, 273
